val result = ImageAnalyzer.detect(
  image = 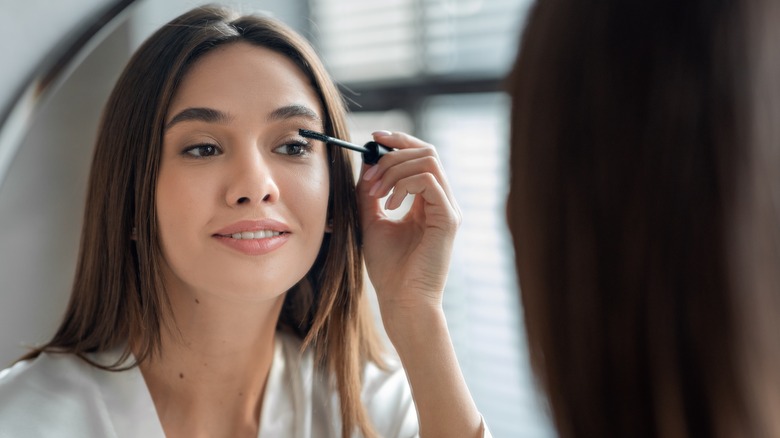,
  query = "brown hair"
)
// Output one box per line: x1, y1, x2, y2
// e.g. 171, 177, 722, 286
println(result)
24, 6, 383, 438
507, 0, 780, 437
